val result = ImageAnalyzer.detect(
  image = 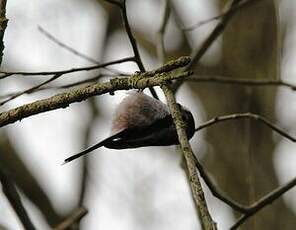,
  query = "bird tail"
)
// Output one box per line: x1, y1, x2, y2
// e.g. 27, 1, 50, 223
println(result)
63, 138, 110, 165
62, 130, 127, 165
